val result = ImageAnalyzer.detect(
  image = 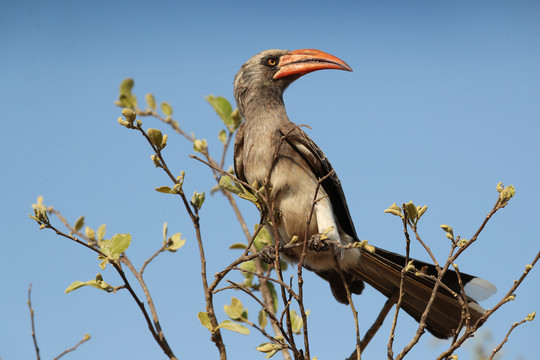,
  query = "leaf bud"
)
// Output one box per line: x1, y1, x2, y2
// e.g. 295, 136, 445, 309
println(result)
193, 139, 208, 153
191, 191, 206, 210
161, 134, 168, 148
151, 154, 161, 167
121, 108, 136, 123
440, 224, 453, 234
404, 201, 418, 221
384, 203, 404, 219
117, 117, 127, 126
